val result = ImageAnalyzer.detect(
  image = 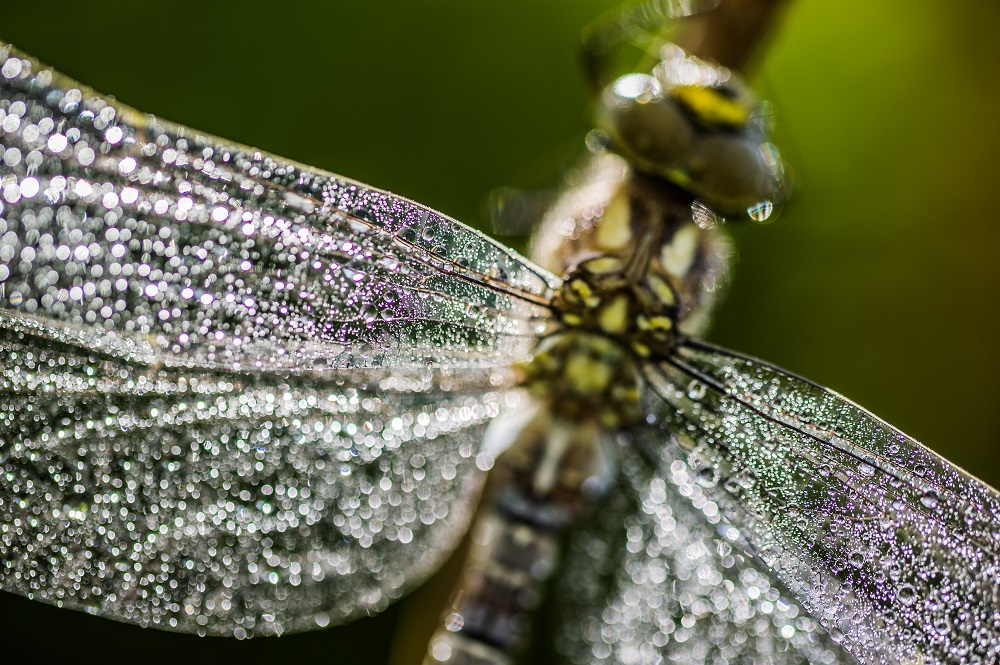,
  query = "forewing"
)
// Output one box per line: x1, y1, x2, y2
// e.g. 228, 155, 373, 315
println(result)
641, 338, 1000, 663
554, 439, 855, 664
0, 42, 545, 635
0, 42, 557, 373
0, 325, 517, 636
